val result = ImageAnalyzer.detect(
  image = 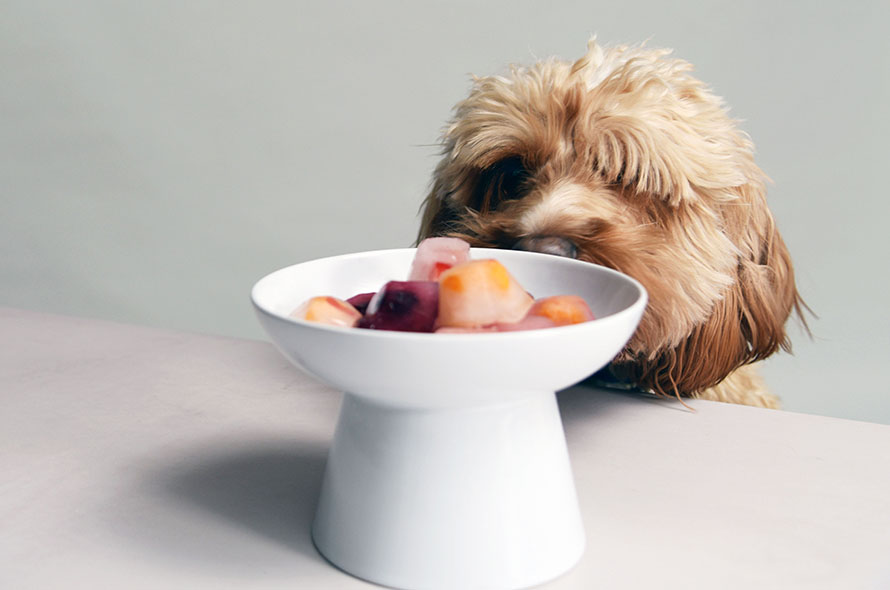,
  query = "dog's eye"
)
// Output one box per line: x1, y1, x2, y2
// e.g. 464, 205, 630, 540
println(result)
470, 156, 530, 212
